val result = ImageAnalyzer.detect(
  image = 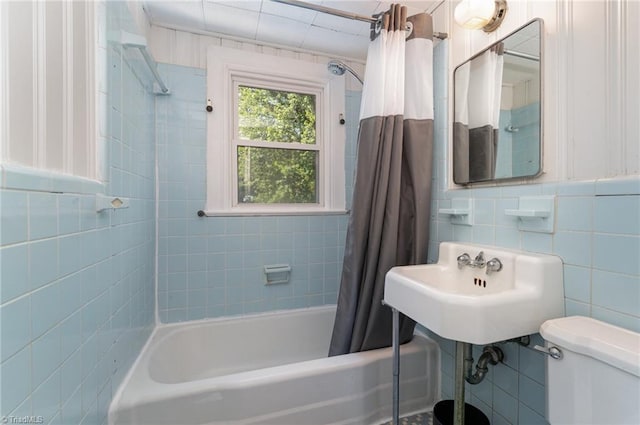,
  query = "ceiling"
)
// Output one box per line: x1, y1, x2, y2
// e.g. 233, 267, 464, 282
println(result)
143, 0, 442, 60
